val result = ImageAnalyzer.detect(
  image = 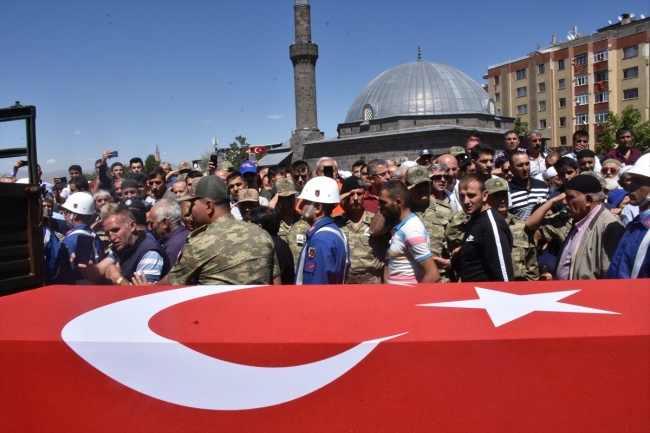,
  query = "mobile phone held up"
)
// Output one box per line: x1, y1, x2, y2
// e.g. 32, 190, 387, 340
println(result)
110, 151, 119, 158
55, 176, 68, 190
210, 153, 218, 167
74, 235, 94, 266
248, 153, 256, 162
323, 166, 334, 179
